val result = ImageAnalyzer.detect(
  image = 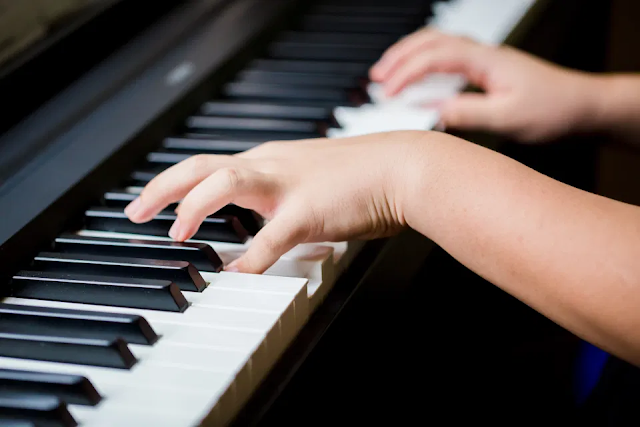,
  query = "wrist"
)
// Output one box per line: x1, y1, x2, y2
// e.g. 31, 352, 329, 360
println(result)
394, 130, 454, 236
573, 73, 619, 134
